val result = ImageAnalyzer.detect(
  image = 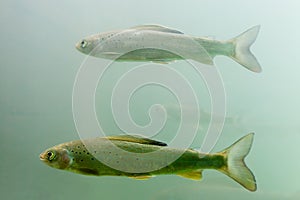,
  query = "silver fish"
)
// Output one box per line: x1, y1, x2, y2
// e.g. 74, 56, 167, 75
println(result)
76, 24, 262, 72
